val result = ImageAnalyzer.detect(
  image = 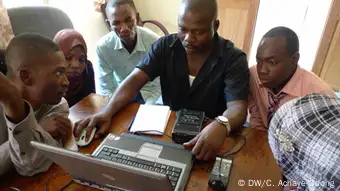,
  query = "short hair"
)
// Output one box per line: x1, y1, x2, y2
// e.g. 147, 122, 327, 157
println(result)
5, 33, 60, 75
263, 26, 299, 56
106, 0, 137, 14
181, 0, 218, 20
